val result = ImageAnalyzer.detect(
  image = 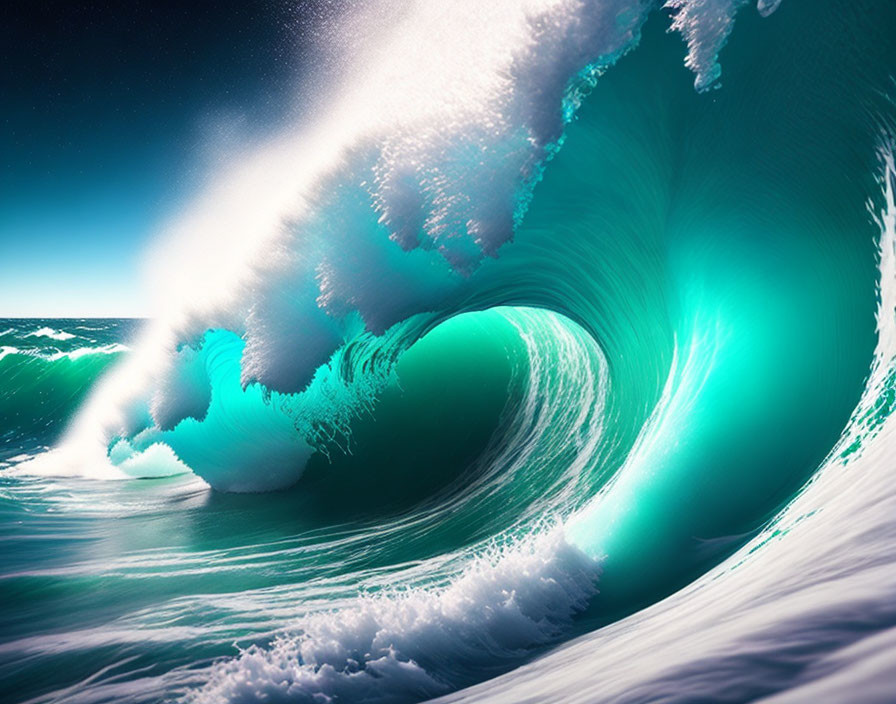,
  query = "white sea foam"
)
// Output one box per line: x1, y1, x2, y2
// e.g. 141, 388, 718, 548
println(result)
193, 529, 599, 704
